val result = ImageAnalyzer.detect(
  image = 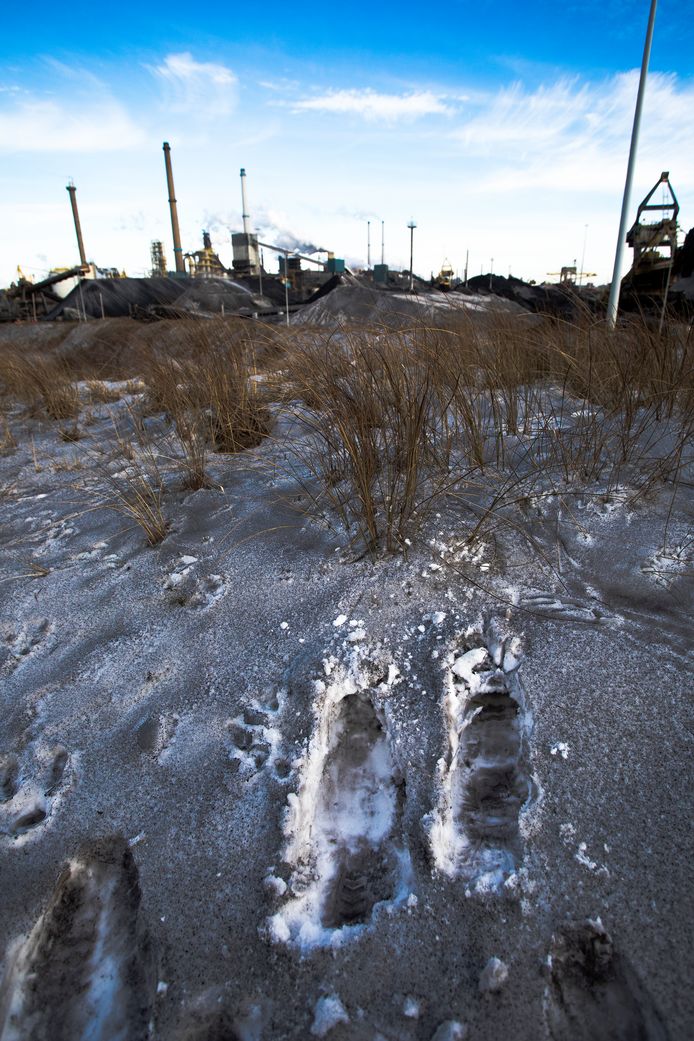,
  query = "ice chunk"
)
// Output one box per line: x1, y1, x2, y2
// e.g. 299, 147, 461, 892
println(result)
431, 1022, 468, 1041
479, 957, 508, 993
266, 913, 290, 944
451, 647, 488, 686
310, 995, 349, 1037
263, 875, 287, 897
403, 996, 421, 1018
